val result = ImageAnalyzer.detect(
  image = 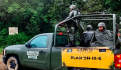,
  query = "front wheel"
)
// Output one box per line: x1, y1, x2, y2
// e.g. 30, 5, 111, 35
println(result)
7, 56, 20, 70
